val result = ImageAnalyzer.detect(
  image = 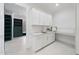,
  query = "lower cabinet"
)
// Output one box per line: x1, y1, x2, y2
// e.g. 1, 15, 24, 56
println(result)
33, 32, 55, 52
34, 35, 46, 51
47, 32, 55, 44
